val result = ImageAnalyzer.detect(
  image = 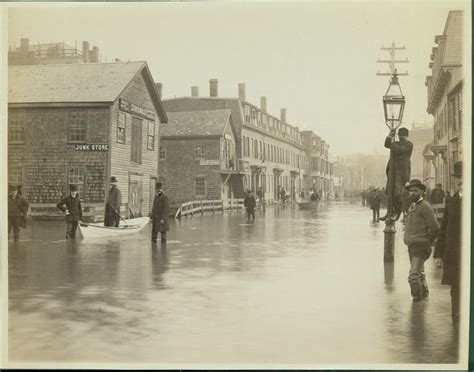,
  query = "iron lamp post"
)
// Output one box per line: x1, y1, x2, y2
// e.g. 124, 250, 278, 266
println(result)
382, 70, 405, 262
